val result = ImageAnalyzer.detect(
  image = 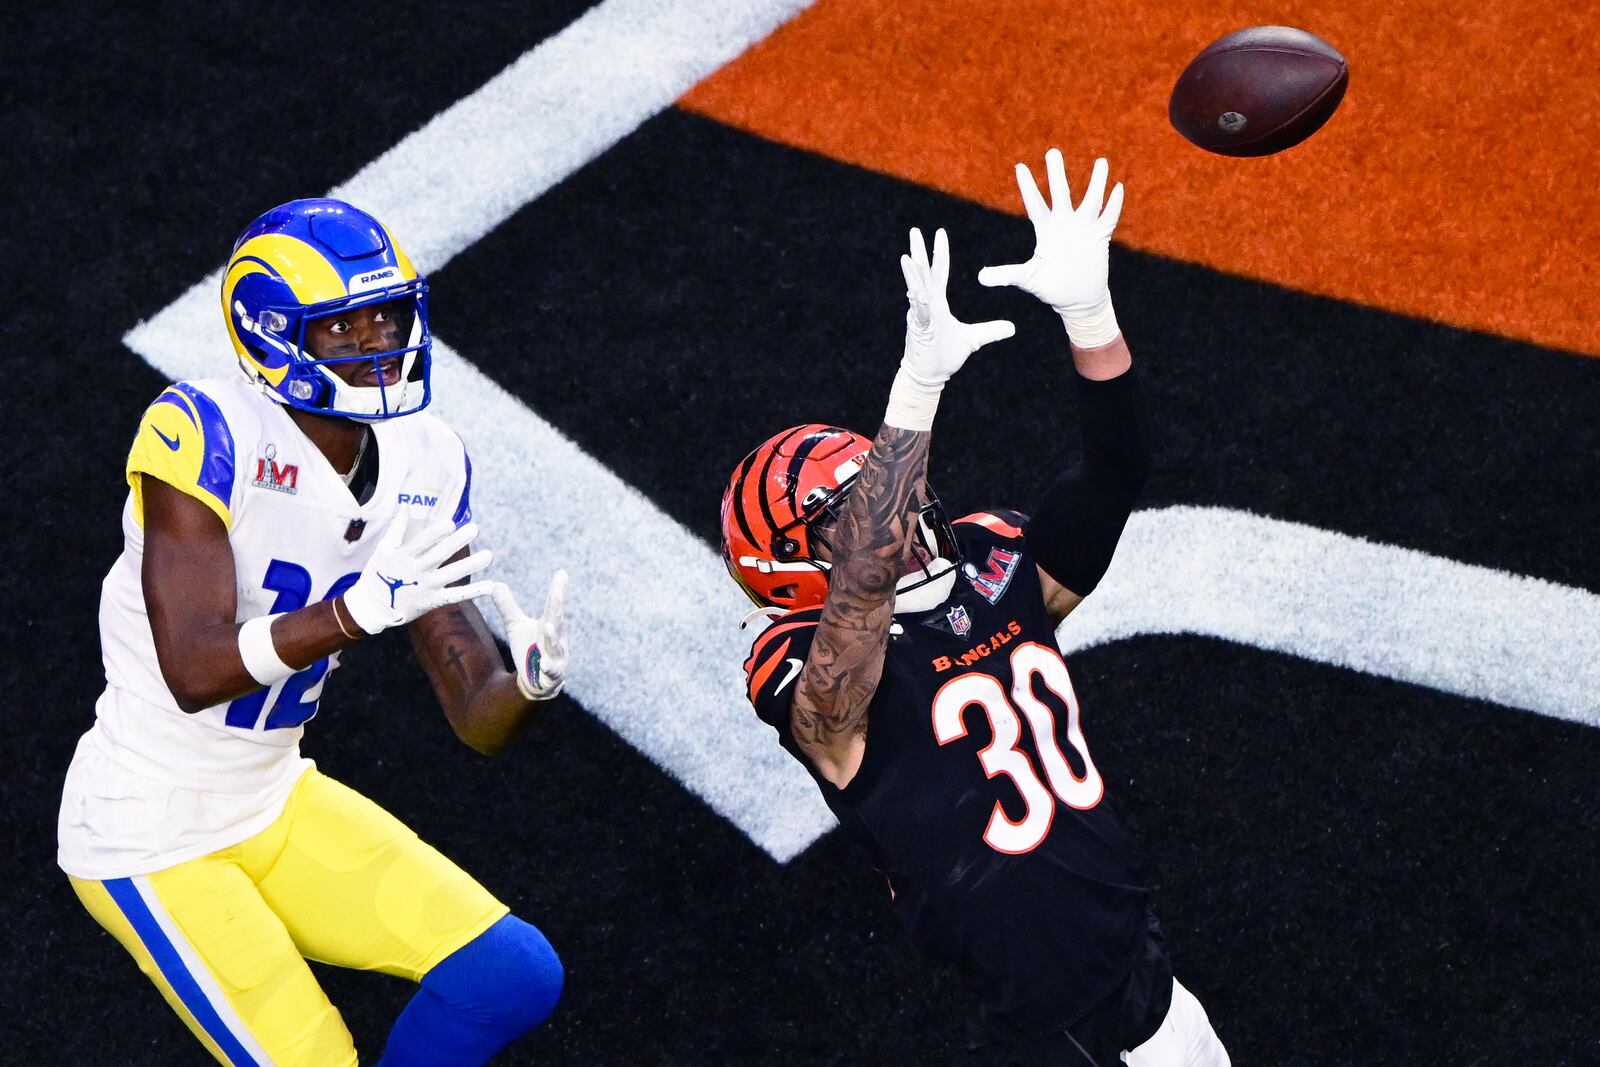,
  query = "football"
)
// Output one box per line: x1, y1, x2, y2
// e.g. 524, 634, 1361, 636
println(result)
1169, 26, 1348, 156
